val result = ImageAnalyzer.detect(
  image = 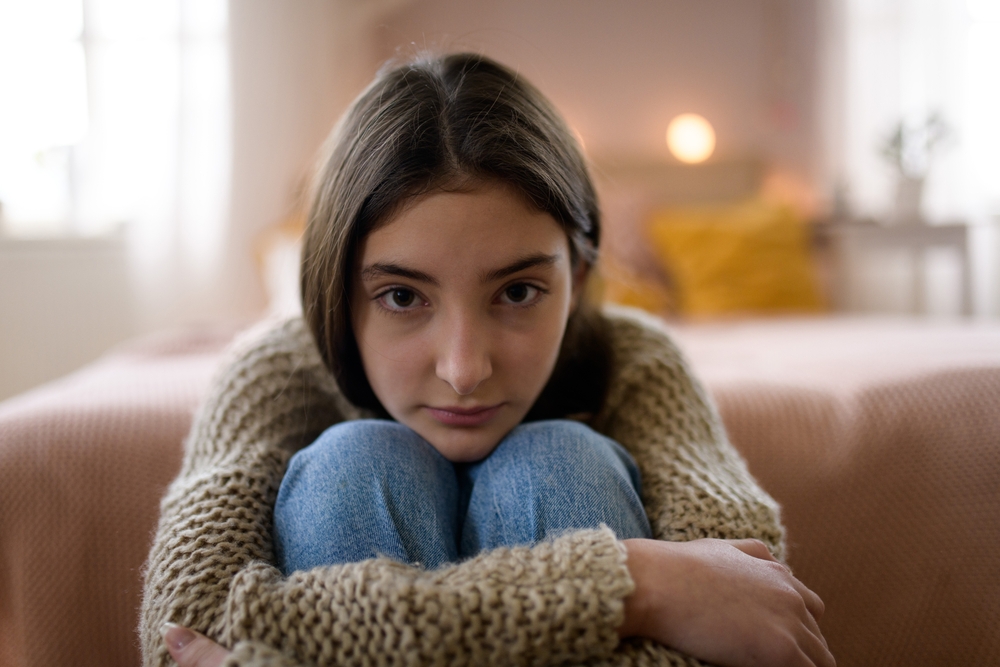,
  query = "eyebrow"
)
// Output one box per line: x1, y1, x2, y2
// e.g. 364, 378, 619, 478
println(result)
359, 253, 560, 286
360, 263, 439, 286
480, 253, 559, 283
